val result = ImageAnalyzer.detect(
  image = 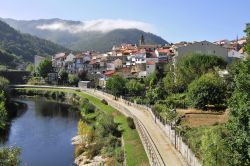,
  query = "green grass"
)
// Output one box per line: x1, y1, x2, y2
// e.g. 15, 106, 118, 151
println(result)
14, 88, 149, 166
